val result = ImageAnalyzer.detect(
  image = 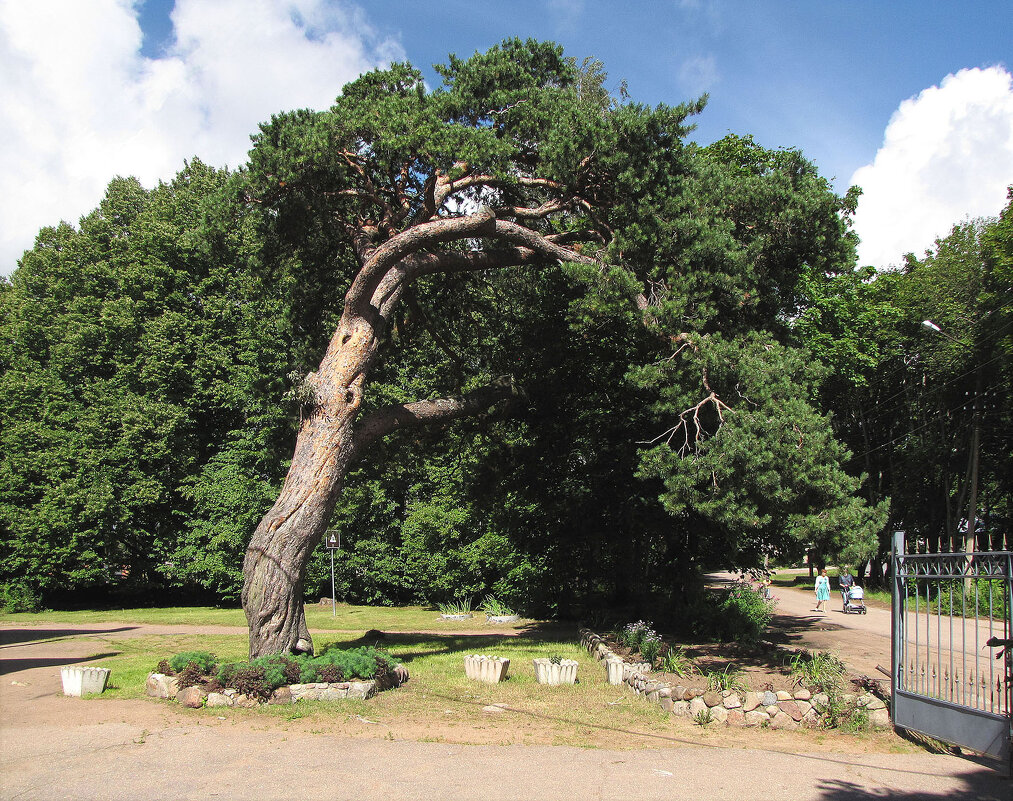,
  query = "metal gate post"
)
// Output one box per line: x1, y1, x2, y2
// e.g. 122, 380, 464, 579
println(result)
892, 530, 905, 713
